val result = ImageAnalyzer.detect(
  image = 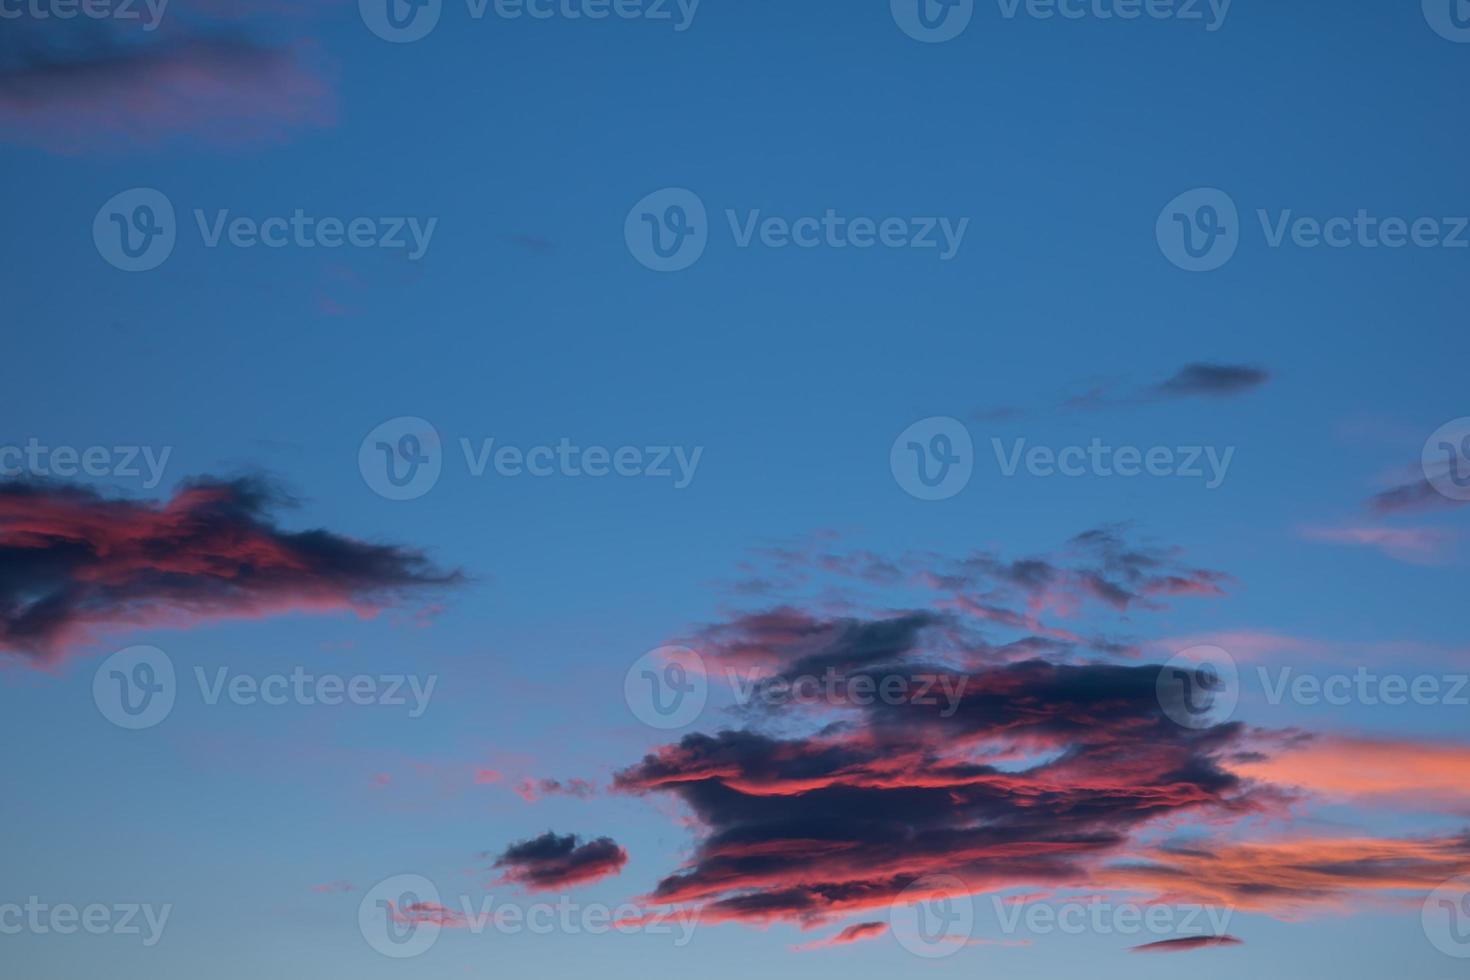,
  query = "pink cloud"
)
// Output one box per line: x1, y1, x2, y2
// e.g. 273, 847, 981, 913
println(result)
790, 920, 888, 952
310, 880, 356, 894
1301, 525, 1457, 565
0, 30, 335, 152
